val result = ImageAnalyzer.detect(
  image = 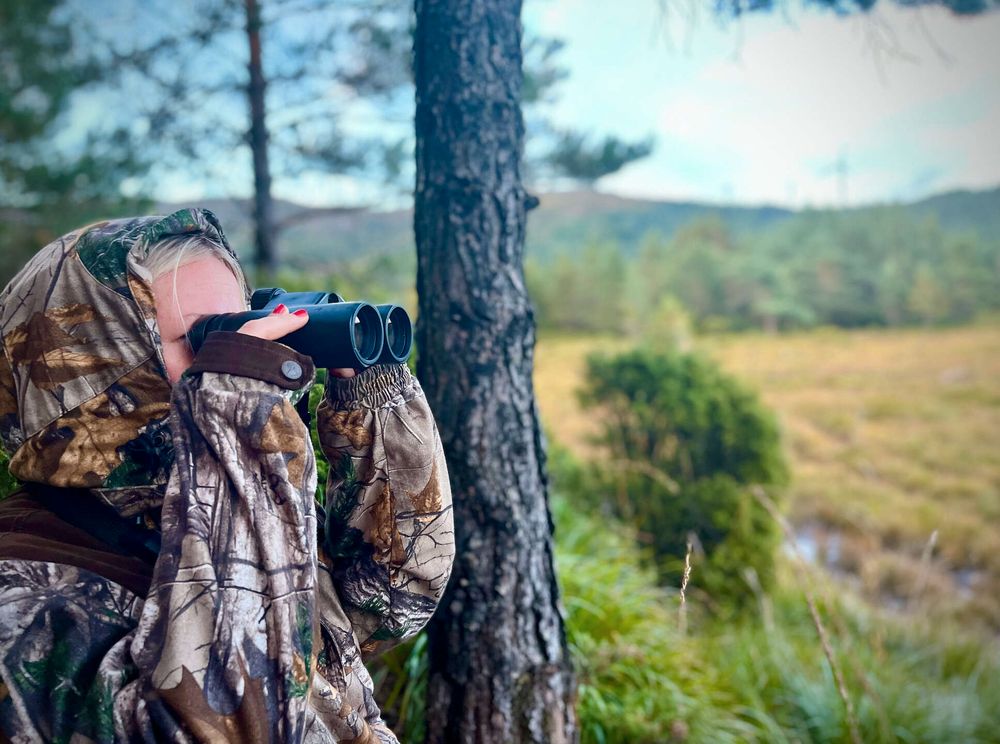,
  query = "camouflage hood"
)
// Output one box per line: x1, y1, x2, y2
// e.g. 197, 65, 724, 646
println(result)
0, 209, 246, 515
